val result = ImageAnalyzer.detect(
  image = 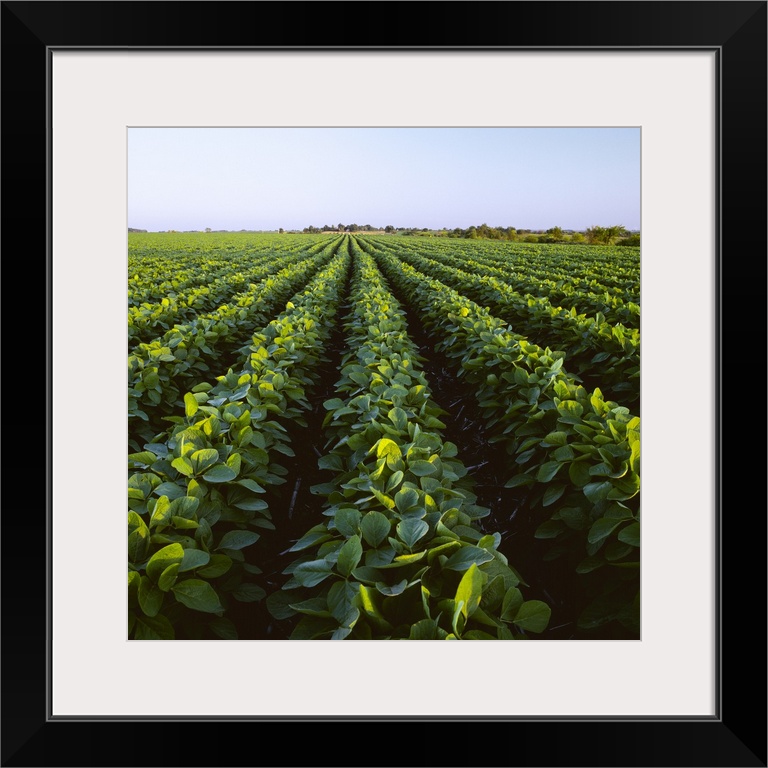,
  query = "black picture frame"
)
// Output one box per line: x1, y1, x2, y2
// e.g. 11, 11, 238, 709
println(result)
3, 2, 765, 766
